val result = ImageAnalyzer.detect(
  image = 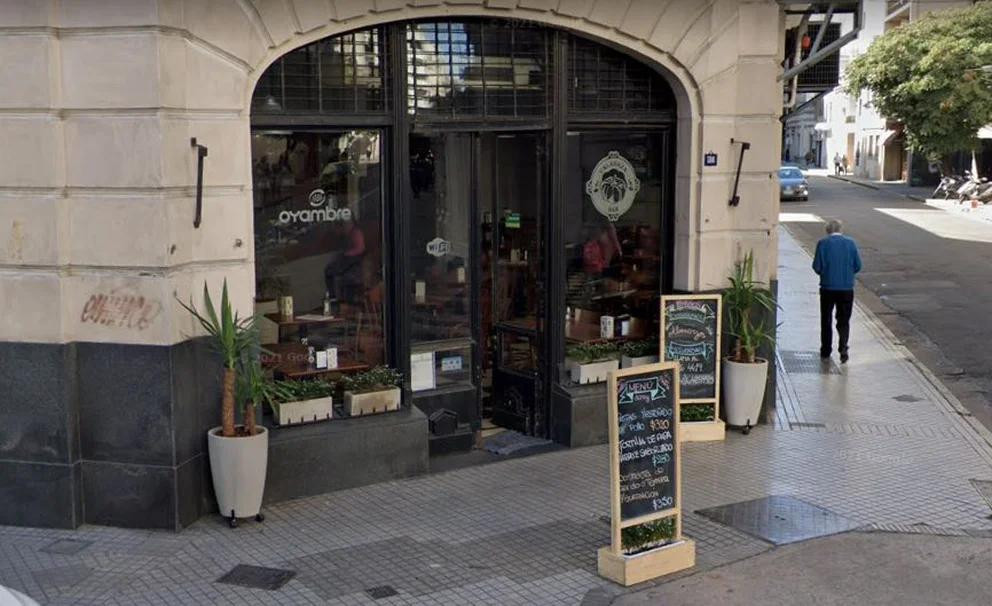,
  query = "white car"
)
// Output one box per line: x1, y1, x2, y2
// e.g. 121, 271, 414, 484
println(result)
0, 586, 40, 606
